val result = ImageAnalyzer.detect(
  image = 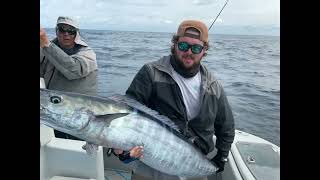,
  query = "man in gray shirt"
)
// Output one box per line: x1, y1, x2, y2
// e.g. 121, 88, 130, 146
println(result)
115, 20, 235, 180
40, 16, 98, 139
